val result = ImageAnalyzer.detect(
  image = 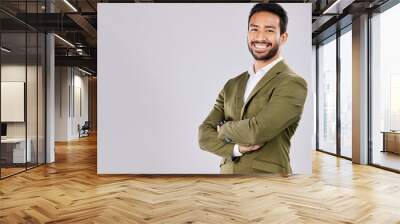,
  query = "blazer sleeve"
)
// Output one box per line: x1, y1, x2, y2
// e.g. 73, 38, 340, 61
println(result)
217, 75, 307, 146
198, 82, 235, 159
